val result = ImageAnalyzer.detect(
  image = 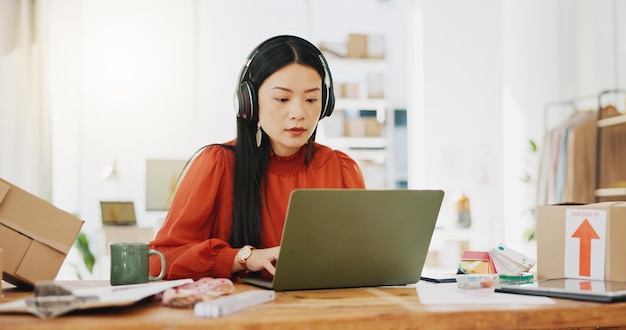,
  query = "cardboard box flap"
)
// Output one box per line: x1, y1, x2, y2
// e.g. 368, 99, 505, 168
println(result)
0, 179, 83, 253
587, 202, 626, 208
546, 202, 586, 206
543, 201, 626, 208
16, 240, 65, 283
0, 215, 82, 254
39, 205, 83, 252
0, 180, 9, 204
0, 223, 31, 273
